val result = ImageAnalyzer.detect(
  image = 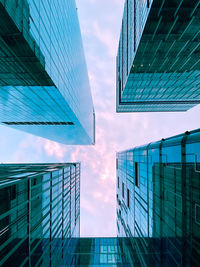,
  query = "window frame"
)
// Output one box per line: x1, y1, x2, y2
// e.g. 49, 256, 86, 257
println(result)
127, 188, 130, 208
135, 162, 139, 187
